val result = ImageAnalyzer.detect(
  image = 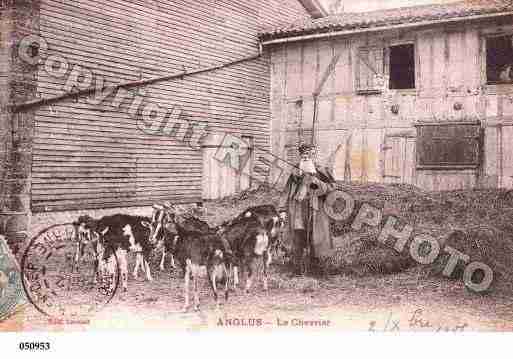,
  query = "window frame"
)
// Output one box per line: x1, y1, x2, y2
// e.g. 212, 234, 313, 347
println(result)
482, 28, 513, 91
387, 43, 417, 91
484, 33, 513, 86
355, 40, 418, 95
